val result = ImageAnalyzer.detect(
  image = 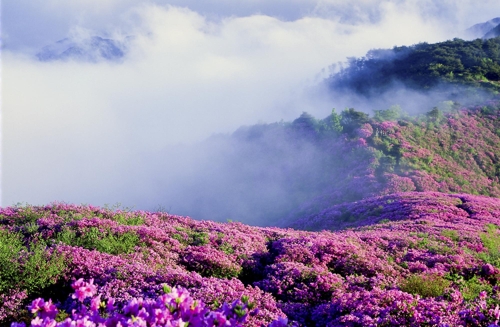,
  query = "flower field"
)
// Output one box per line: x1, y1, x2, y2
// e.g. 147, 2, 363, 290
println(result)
2, 191, 500, 326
